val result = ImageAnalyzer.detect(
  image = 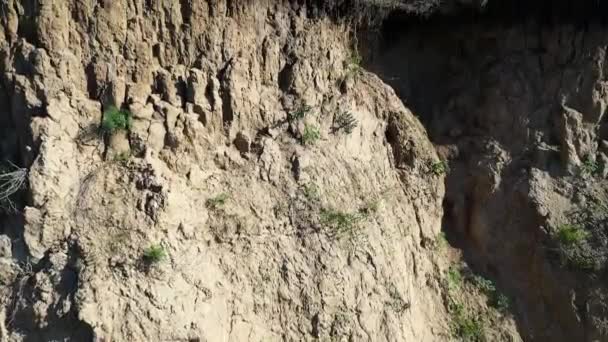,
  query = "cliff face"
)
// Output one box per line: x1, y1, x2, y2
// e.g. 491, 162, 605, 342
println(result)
4, 0, 607, 341
0, 1, 462, 341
